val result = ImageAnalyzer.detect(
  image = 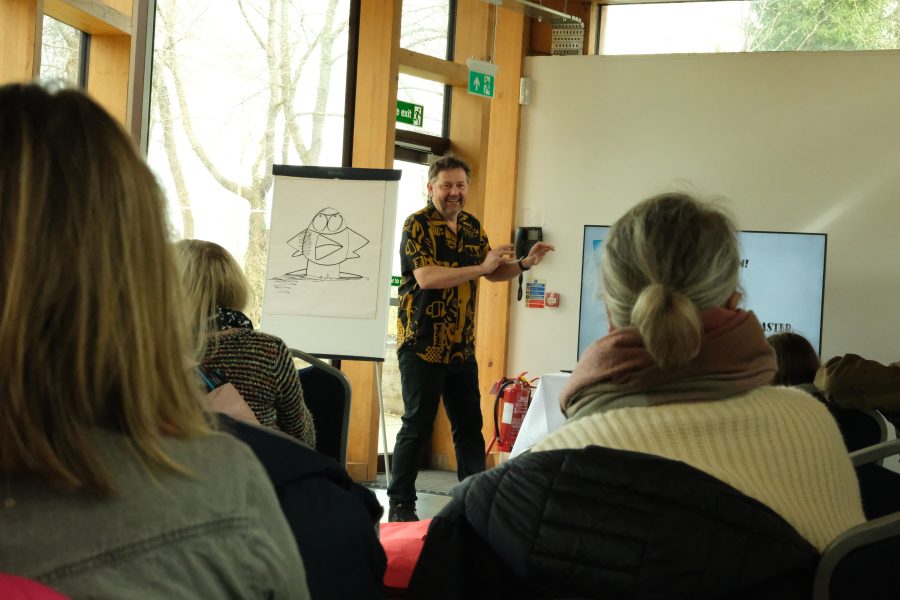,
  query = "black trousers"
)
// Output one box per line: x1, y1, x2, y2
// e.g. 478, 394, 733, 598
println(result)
387, 350, 485, 503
